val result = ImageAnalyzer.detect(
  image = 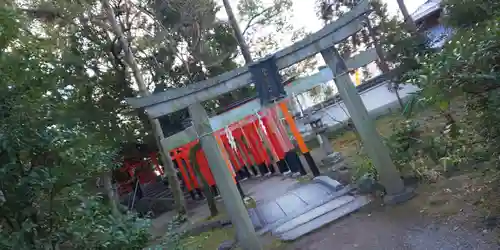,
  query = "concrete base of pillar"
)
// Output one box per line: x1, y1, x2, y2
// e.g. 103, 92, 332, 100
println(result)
249, 165, 259, 176
258, 163, 269, 176
189, 190, 196, 200
284, 151, 306, 175
303, 152, 320, 177
277, 159, 289, 173
195, 188, 204, 200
